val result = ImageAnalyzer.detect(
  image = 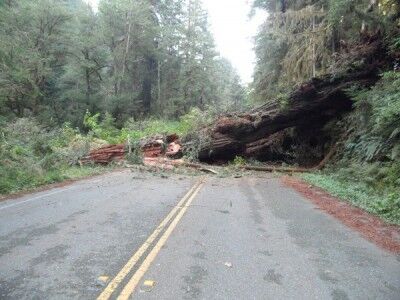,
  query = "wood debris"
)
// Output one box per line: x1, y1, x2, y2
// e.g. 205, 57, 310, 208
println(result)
82, 134, 183, 165
81, 144, 126, 164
